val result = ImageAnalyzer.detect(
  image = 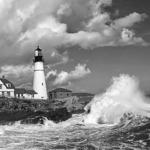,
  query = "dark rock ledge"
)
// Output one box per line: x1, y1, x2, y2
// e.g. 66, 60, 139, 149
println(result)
0, 95, 93, 124
0, 98, 71, 123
